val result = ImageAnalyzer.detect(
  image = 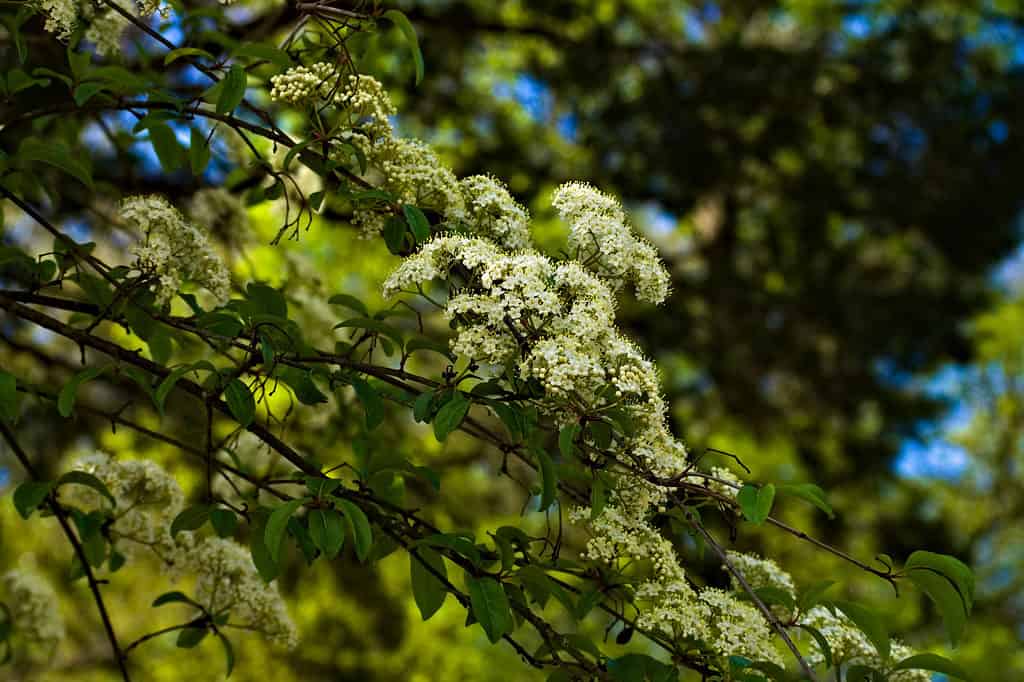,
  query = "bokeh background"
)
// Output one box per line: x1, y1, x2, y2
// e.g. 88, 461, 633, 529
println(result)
3, 0, 1024, 679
